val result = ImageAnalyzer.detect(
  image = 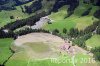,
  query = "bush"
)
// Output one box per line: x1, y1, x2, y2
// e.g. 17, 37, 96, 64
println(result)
81, 7, 92, 16
91, 47, 100, 61
52, 29, 59, 35
94, 9, 100, 19
10, 16, 14, 19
